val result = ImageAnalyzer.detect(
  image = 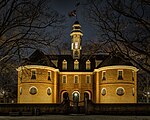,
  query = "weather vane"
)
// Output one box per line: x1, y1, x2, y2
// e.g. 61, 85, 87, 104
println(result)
68, 1, 80, 20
